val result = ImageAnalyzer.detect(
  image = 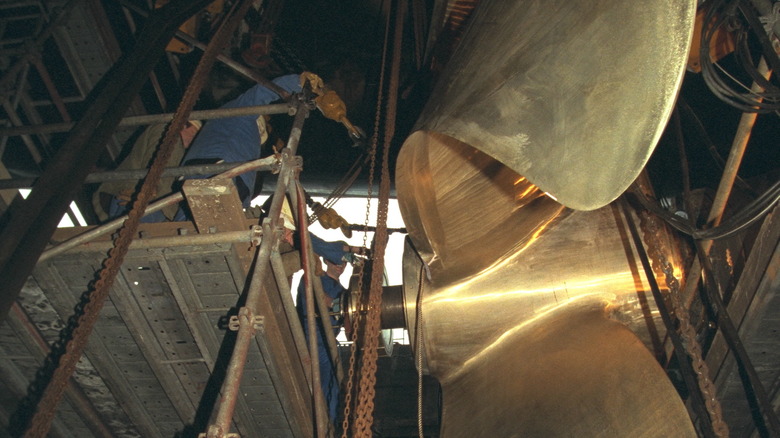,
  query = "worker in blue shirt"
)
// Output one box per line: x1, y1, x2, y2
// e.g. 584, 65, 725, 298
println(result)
175, 74, 302, 218
296, 252, 349, 423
